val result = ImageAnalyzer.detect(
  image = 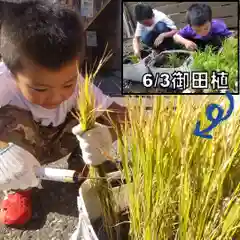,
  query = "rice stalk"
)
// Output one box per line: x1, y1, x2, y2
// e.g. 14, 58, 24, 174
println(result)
191, 37, 238, 92
116, 95, 240, 240
75, 44, 120, 239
